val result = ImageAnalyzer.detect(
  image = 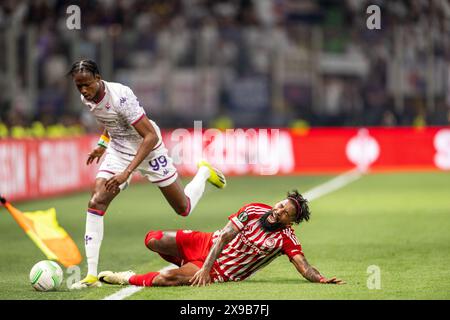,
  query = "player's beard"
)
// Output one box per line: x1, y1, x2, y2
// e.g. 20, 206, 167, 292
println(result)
259, 210, 284, 232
